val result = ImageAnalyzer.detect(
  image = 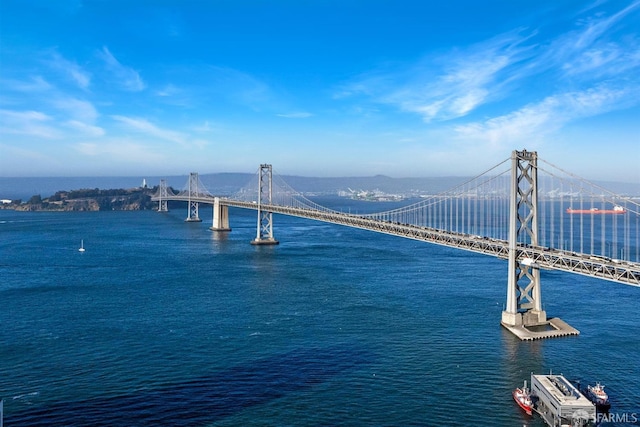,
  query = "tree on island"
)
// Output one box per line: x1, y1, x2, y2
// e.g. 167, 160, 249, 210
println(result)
28, 194, 43, 204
